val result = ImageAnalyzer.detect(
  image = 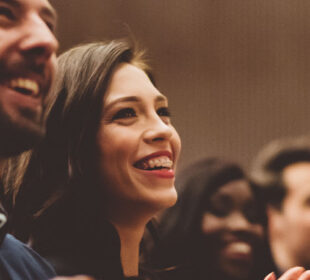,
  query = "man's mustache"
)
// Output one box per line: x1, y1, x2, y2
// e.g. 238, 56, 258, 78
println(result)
0, 57, 48, 83
0, 57, 53, 100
